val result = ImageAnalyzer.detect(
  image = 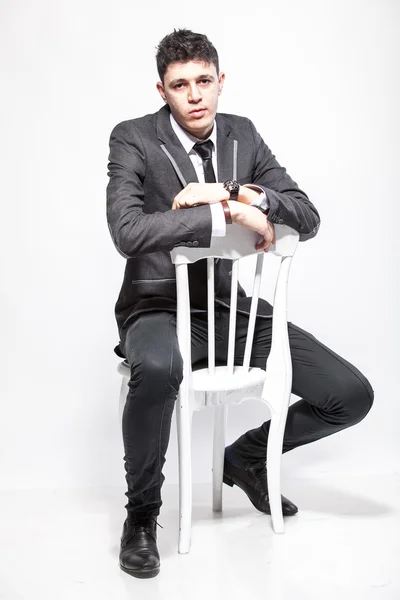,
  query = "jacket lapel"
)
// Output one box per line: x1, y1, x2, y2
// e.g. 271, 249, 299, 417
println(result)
215, 113, 235, 183
156, 104, 198, 186
156, 105, 236, 185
